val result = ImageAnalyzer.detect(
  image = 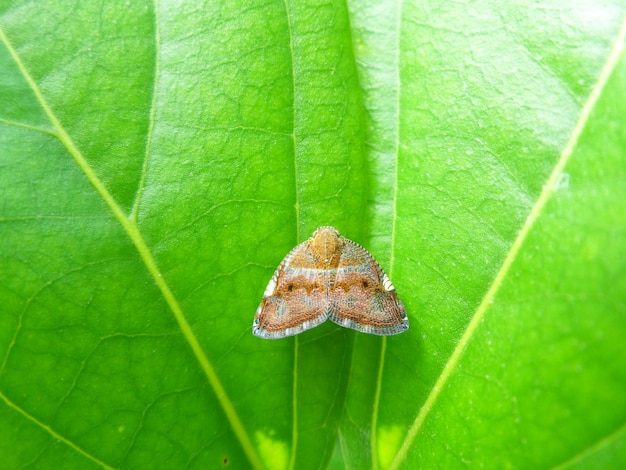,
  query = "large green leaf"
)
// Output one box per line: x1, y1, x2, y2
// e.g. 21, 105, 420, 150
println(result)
1, 1, 625, 470
0, 1, 361, 468
341, 1, 626, 469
